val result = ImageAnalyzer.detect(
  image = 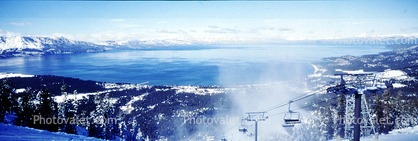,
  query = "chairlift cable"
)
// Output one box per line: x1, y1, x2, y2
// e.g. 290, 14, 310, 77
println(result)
214, 123, 239, 138
268, 96, 339, 117
262, 91, 318, 112
260, 93, 306, 112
